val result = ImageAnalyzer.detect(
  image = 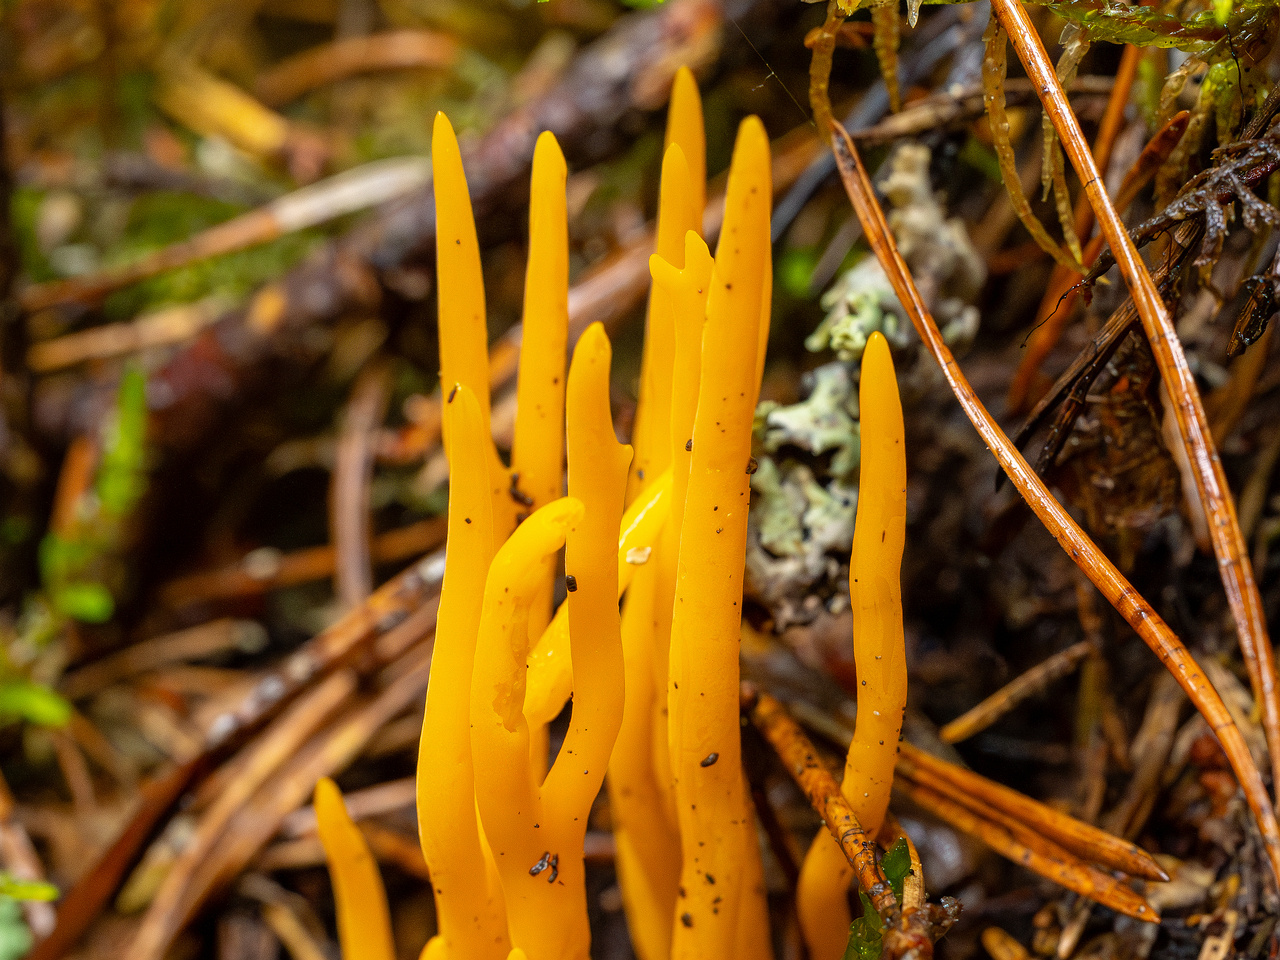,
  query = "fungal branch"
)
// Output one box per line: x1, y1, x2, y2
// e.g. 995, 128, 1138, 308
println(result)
314, 777, 396, 960
512, 132, 570, 643
456, 328, 630, 960
629, 68, 706, 502
522, 470, 672, 735
667, 115, 773, 960
416, 383, 509, 960
432, 114, 518, 541
796, 331, 908, 960
469, 495, 587, 960
471, 324, 630, 960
